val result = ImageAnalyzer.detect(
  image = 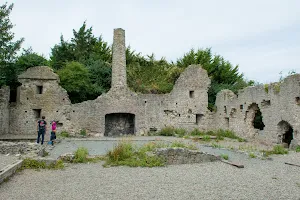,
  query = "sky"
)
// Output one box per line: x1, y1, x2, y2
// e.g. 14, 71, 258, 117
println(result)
6, 0, 300, 83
